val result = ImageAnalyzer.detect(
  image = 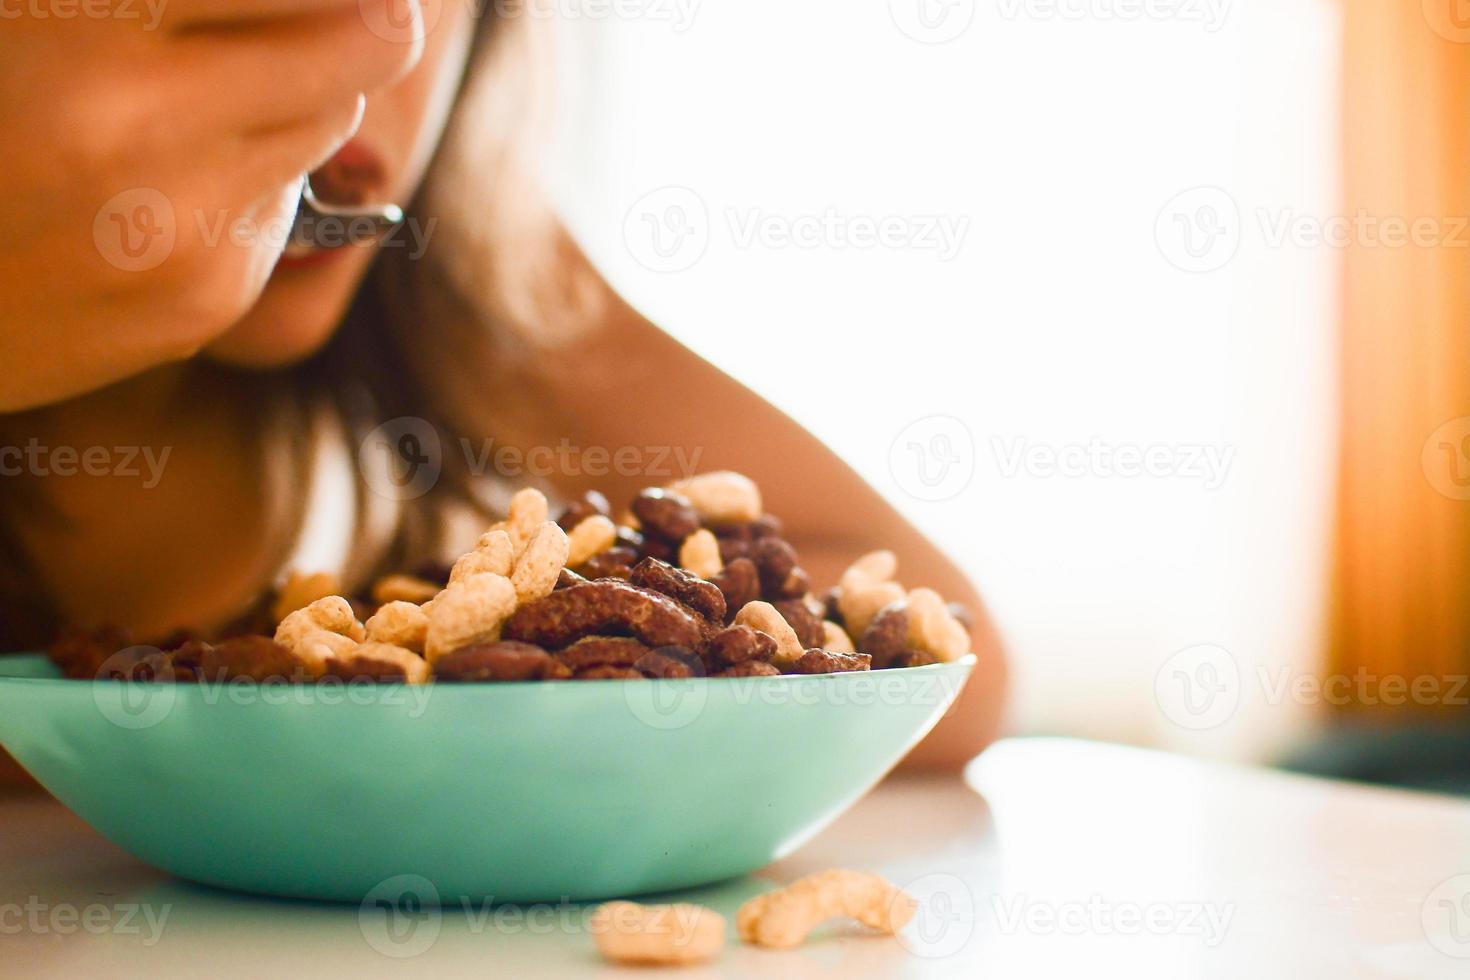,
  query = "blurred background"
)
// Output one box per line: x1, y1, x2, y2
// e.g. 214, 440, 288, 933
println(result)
537, 0, 1470, 781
